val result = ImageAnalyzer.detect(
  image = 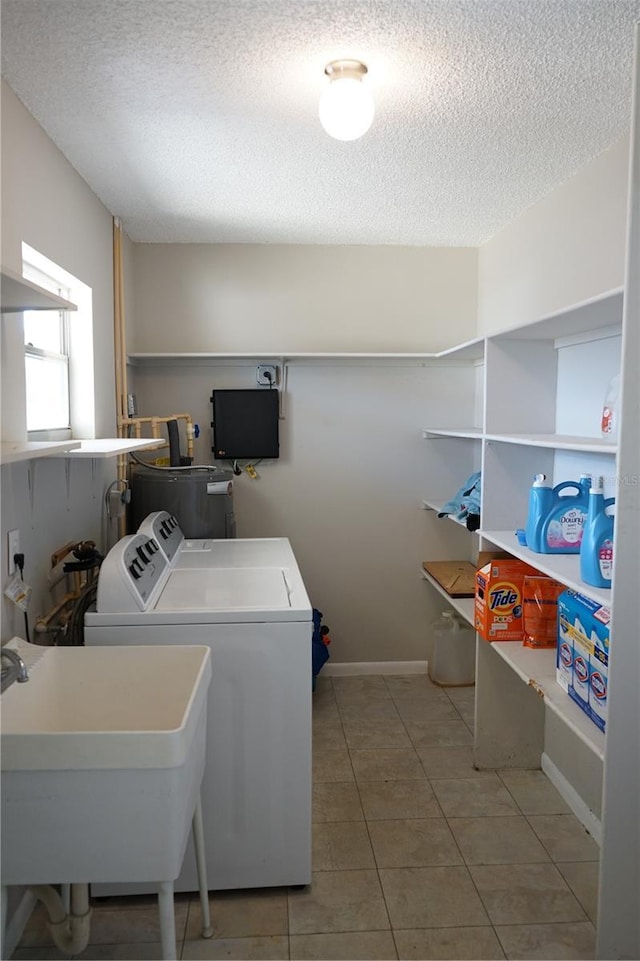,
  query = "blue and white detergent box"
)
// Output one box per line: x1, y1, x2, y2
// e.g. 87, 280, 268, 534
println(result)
556, 590, 610, 732
556, 612, 574, 692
